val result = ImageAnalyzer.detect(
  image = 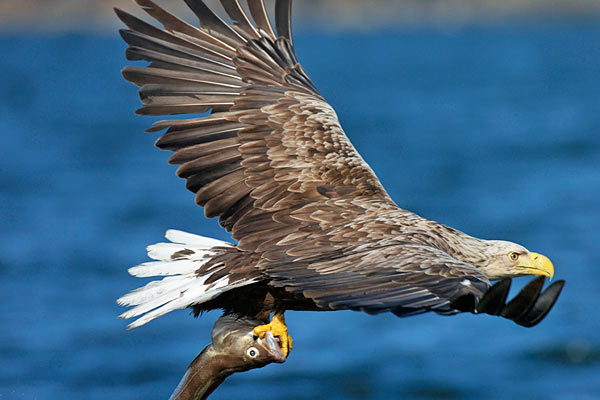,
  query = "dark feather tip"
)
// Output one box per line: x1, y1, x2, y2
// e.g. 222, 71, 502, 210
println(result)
513, 280, 565, 327
500, 276, 545, 320
476, 278, 511, 316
